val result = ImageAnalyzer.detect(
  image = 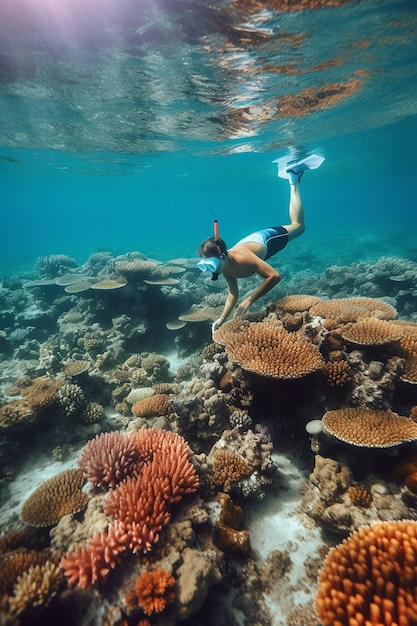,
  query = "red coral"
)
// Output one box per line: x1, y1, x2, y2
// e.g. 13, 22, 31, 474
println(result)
105, 472, 171, 554
62, 429, 199, 588
78, 432, 140, 488
60, 520, 128, 589
133, 568, 175, 616
131, 428, 200, 503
